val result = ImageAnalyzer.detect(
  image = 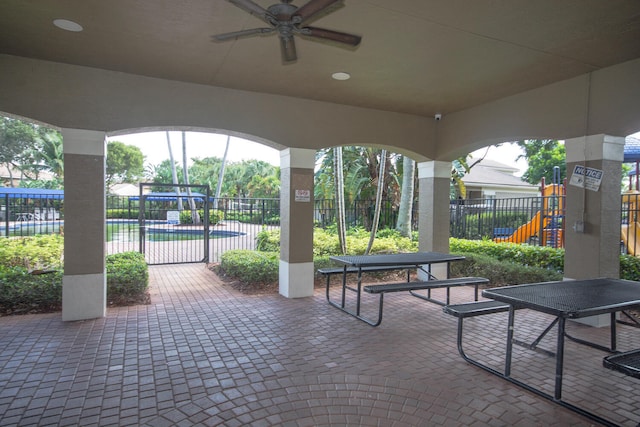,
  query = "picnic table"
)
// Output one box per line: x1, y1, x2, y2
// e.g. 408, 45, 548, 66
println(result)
325, 252, 487, 326
470, 278, 640, 427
